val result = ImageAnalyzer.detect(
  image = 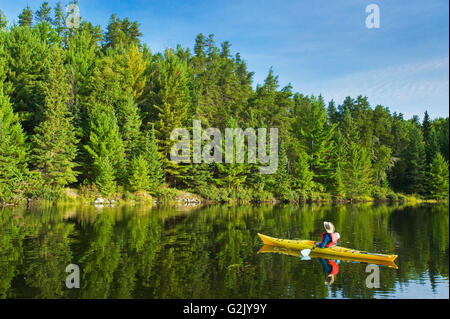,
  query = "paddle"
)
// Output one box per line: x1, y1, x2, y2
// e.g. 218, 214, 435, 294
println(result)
300, 245, 316, 257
